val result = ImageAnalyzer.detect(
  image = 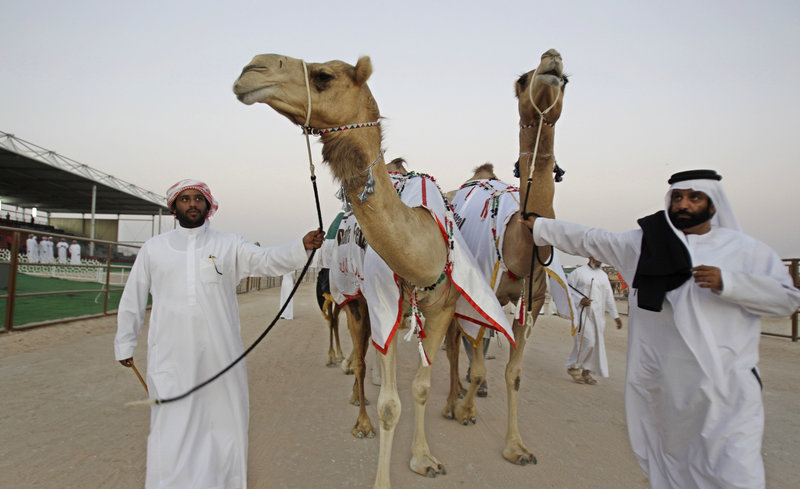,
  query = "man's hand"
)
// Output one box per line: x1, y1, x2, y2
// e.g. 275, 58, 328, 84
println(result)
691, 265, 723, 291
580, 297, 592, 307
119, 358, 134, 367
615, 317, 623, 330
519, 215, 537, 230
303, 229, 325, 250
